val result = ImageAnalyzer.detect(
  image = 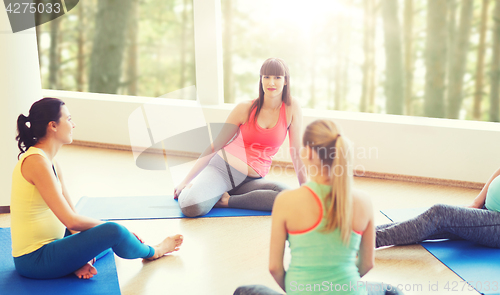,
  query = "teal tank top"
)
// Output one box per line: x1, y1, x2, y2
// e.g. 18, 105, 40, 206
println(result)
486, 176, 500, 212
285, 181, 366, 295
